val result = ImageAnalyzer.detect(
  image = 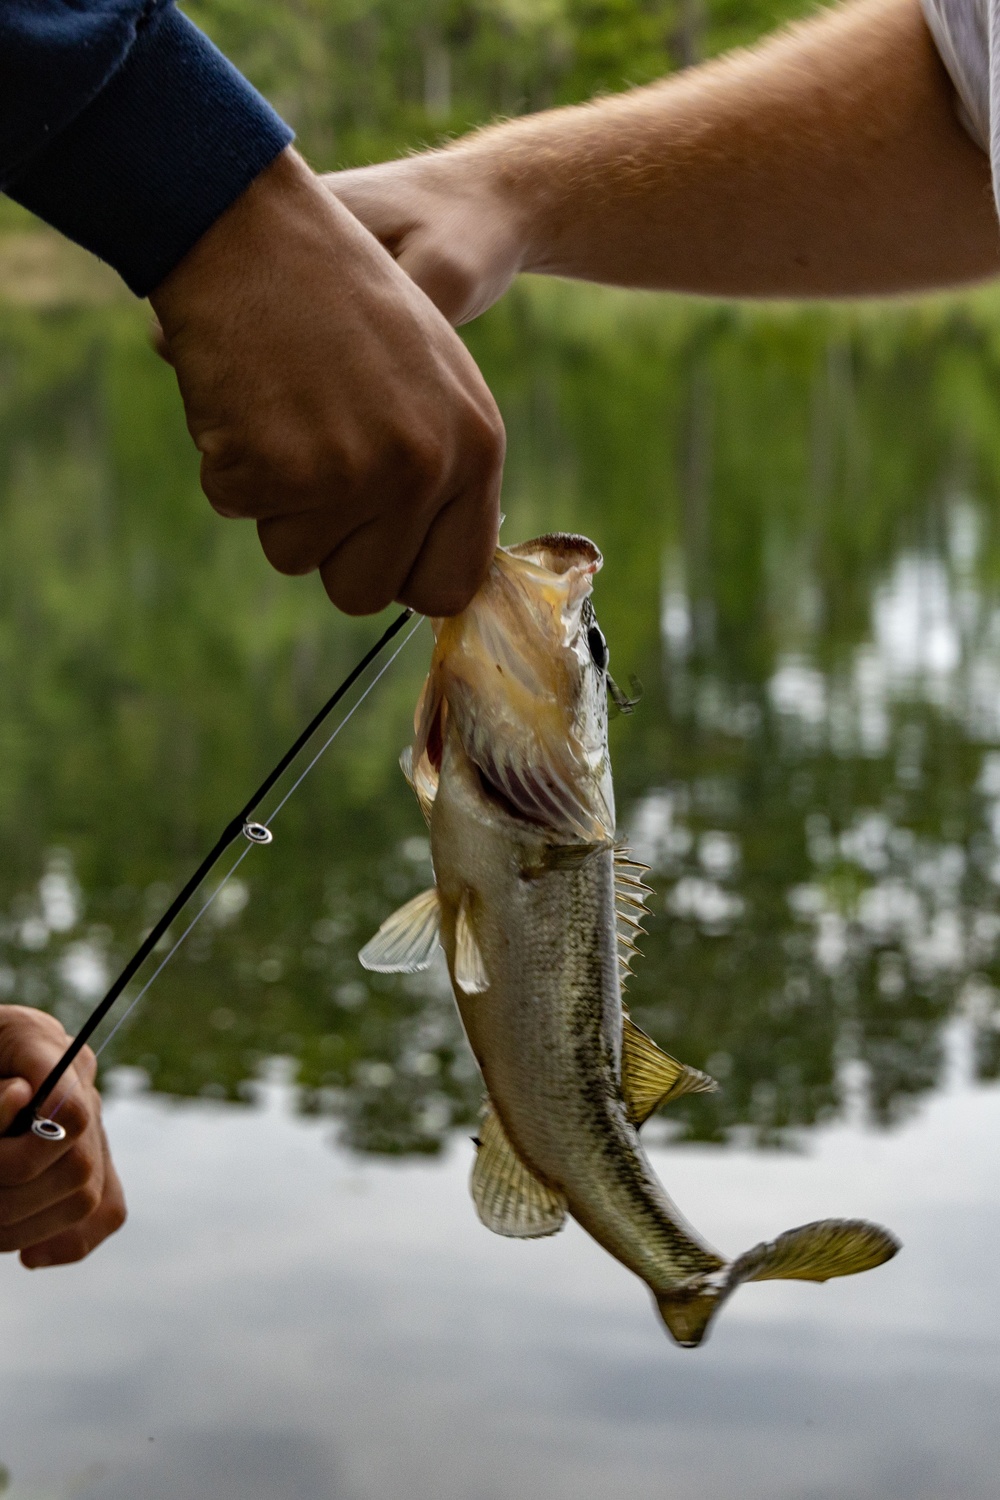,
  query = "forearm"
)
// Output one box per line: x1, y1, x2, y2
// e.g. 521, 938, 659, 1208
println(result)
453, 0, 999, 297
